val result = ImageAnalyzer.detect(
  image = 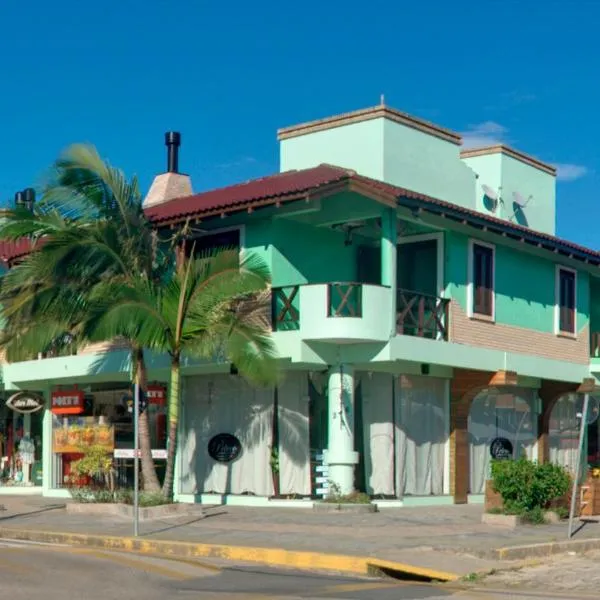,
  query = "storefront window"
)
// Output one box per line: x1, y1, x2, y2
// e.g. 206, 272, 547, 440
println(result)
51, 385, 167, 489
468, 387, 538, 494
0, 401, 44, 487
